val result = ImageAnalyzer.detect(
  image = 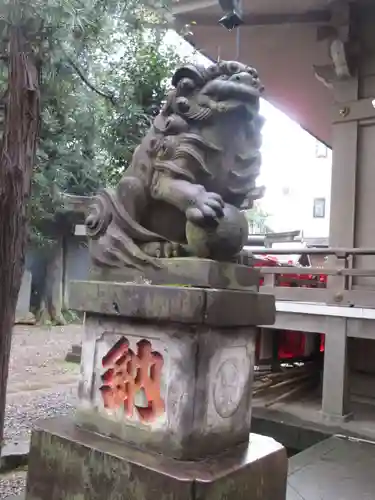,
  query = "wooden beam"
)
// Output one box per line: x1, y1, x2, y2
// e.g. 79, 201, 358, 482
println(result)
244, 247, 375, 256
178, 10, 332, 27
172, 0, 217, 15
